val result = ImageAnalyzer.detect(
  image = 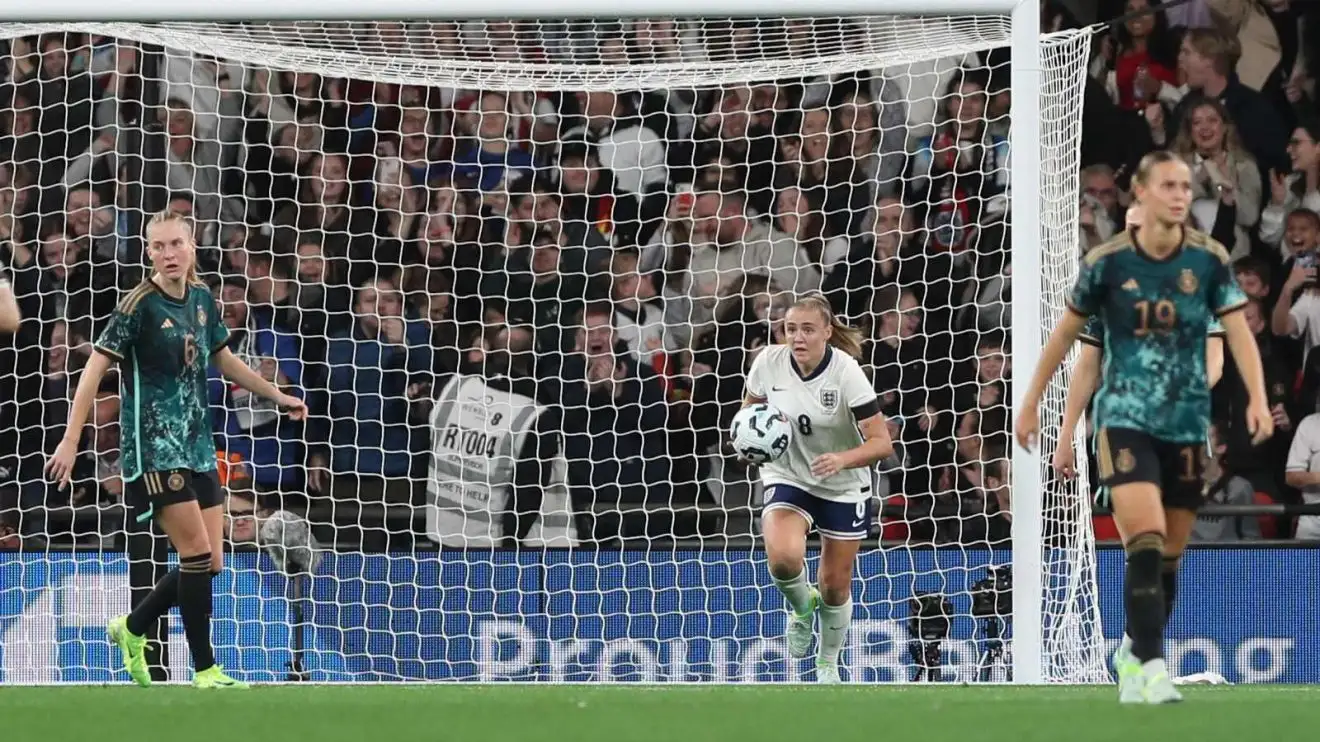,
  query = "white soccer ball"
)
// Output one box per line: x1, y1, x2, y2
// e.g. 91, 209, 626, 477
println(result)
730, 403, 793, 465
